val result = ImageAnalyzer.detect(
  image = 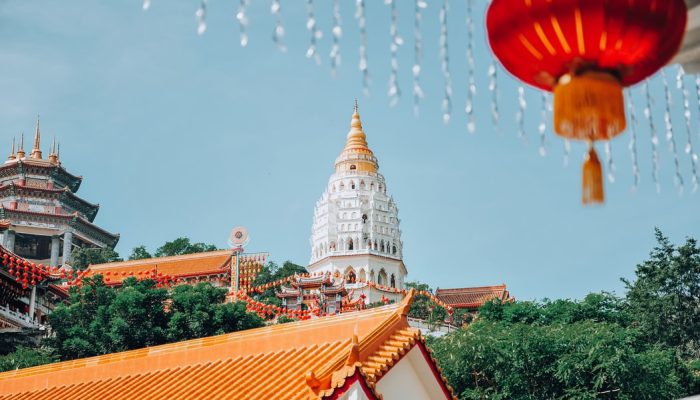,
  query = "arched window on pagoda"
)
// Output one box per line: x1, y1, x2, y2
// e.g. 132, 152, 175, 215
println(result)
360, 180, 366, 189
392, 244, 397, 255
373, 240, 378, 251
330, 241, 336, 251
369, 270, 376, 283
378, 269, 388, 286
348, 238, 354, 251
358, 269, 366, 283
370, 182, 375, 191
351, 181, 356, 189
345, 268, 356, 284
390, 274, 396, 288
350, 164, 357, 170
380, 240, 385, 253
340, 182, 345, 191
